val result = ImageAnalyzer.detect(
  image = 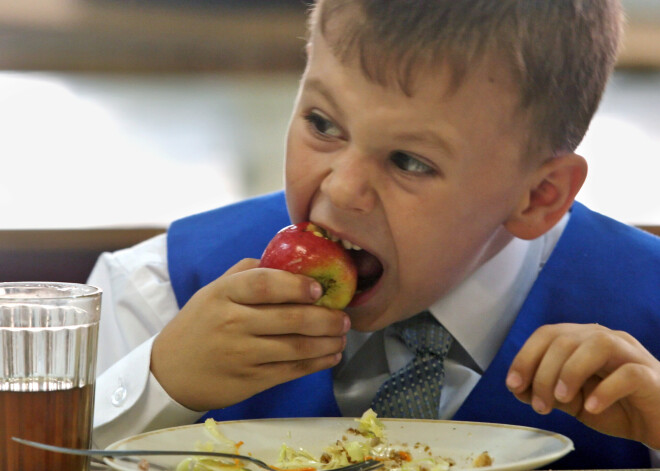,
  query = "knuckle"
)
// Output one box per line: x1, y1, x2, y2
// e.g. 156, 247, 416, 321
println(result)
612, 328, 637, 345
251, 270, 273, 298
293, 358, 315, 374
236, 258, 259, 270
535, 324, 558, 338
224, 343, 250, 361
216, 309, 241, 331
284, 309, 309, 331
552, 334, 578, 352
232, 367, 253, 381
292, 335, 314, 357
588, 330, 616, 350
617, 362, 647, 382
190, 283, 215, 307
